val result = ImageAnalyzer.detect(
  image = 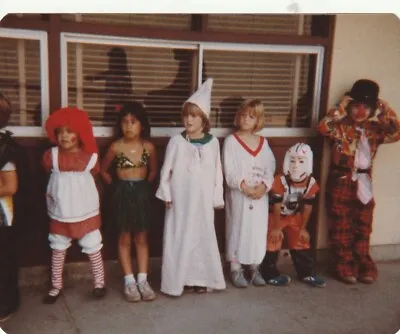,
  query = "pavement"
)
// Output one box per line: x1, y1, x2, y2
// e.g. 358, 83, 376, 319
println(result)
1, 261, 400, 334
